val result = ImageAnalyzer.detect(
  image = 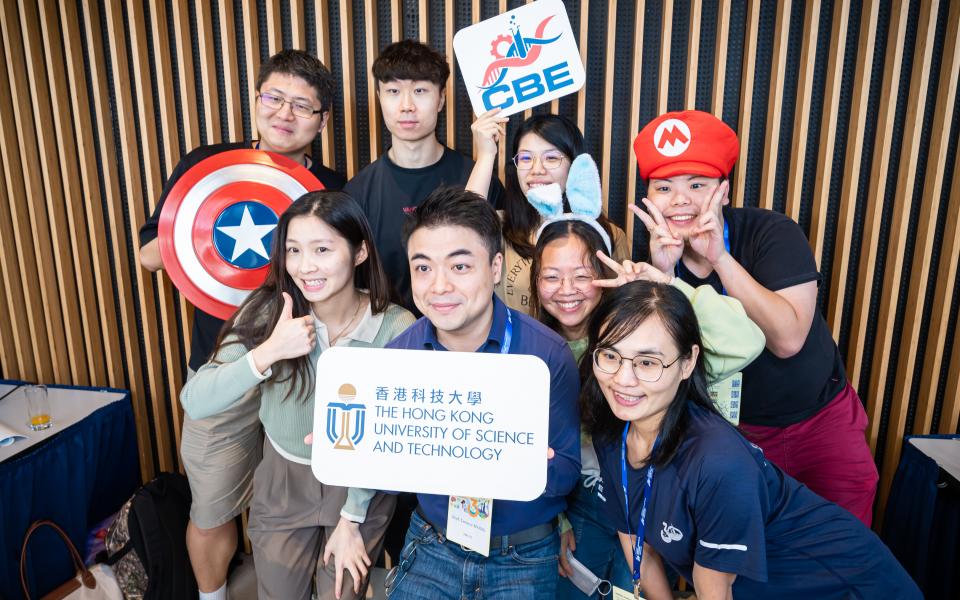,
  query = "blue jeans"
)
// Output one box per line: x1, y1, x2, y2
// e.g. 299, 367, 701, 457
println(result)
386, 510, 560, 599
557, 476, 632, 599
